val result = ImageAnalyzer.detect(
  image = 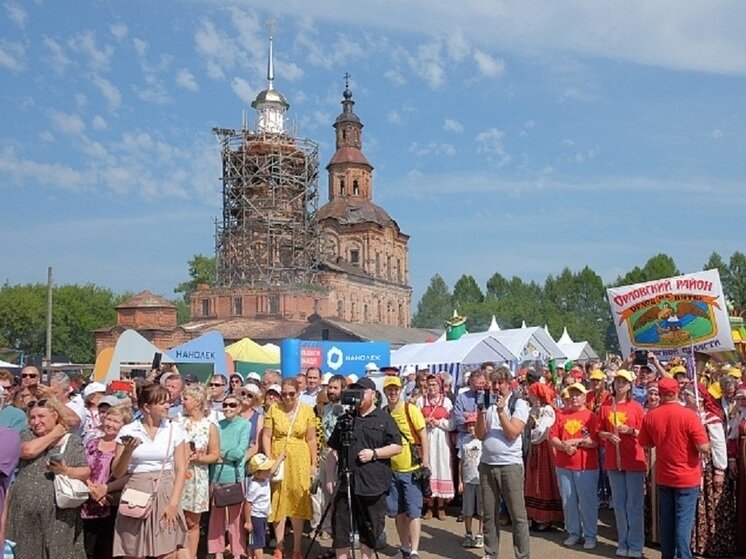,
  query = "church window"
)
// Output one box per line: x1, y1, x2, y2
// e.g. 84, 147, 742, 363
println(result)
364, 303, 369, 322
397, 258, 402, 282
353, 180, 359, 195
350, 249, 359, 265
233, 297, 243, 316
268, 294, 280, 315
340, 178, 346, 195
201, 298, 210, 317
375, 253, 380, 276
342, 129, 347, 140
387, 255, 392, 280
